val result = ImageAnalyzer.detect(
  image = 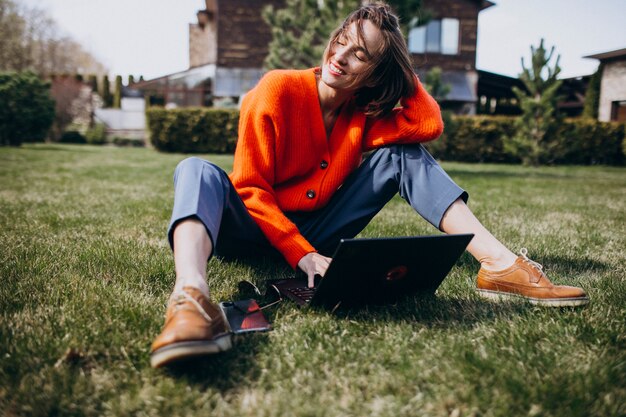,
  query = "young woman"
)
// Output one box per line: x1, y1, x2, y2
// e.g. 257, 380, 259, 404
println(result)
150, 3, 588, 368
